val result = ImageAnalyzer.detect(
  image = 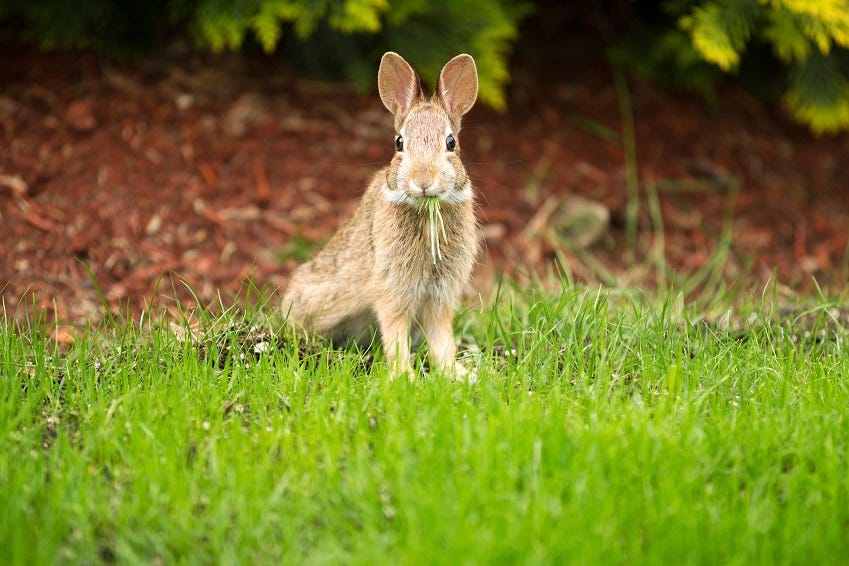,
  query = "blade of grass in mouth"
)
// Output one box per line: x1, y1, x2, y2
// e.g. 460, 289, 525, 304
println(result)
421, 196, 446, 264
